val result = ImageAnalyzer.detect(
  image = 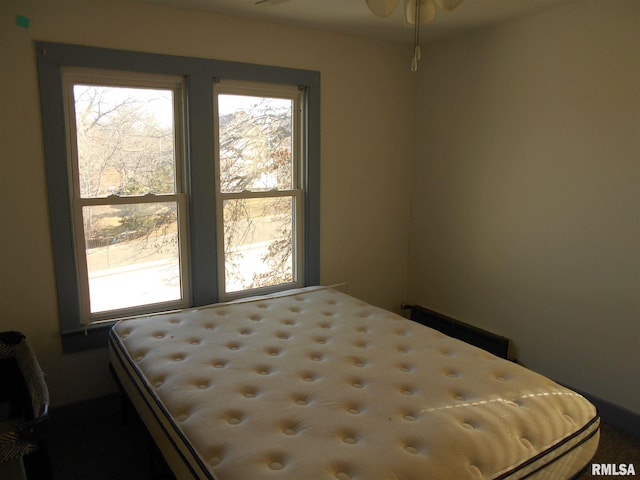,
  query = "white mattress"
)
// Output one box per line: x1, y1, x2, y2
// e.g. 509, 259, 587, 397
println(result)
109, 286, 599, 480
